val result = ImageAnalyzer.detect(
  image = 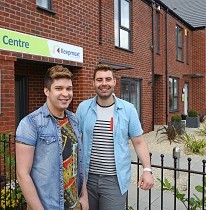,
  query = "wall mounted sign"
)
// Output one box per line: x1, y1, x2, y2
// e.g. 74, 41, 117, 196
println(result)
0, 28, 83, 63
0, 70, 1, 114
